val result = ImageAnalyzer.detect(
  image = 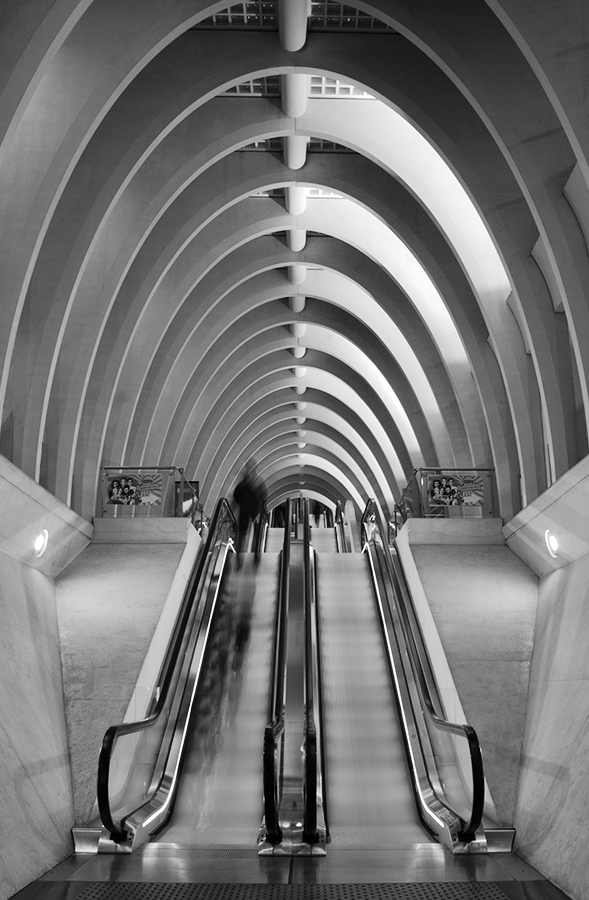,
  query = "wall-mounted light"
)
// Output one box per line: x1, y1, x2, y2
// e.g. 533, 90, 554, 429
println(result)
544, 529, 559, 558
34, 529, 49, 558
